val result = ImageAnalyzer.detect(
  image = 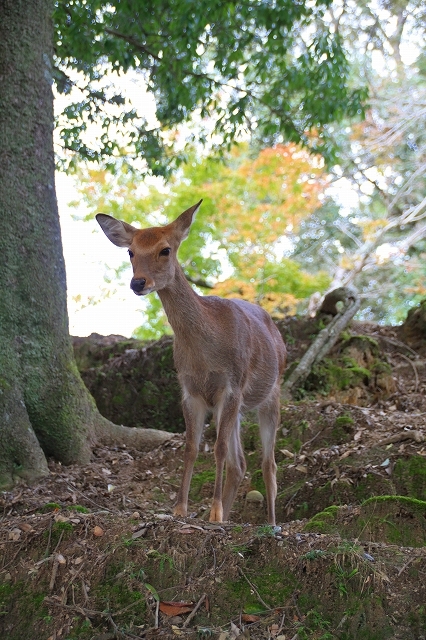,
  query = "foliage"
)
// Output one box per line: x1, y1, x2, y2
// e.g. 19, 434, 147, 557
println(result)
290, 0, 426, 323
53, 0, 367, 172
77, 143, 331, 336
